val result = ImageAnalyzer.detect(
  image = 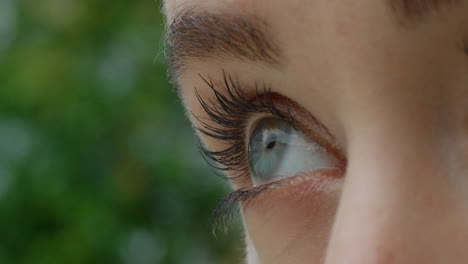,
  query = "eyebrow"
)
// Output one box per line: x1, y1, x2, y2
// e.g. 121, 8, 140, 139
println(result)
164, 10, 281, 81
388, 0, 463, 24
164, 1, 465, 82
